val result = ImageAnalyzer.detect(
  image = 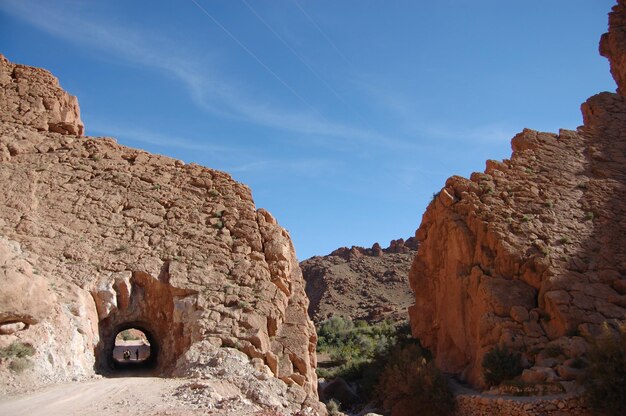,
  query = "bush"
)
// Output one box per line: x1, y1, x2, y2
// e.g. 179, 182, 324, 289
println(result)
482, 345, 522, 386
376, 343, 455, 416
9, 357, 33, 373
1, 342, 35, 374
316, 319, 453, 413
581, 328, 626, 416
316, 318, 416, 406
317, 316, 400, 371
119, 330, 139, 341
0, 342, 35, 359
326, 399, 341, 416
